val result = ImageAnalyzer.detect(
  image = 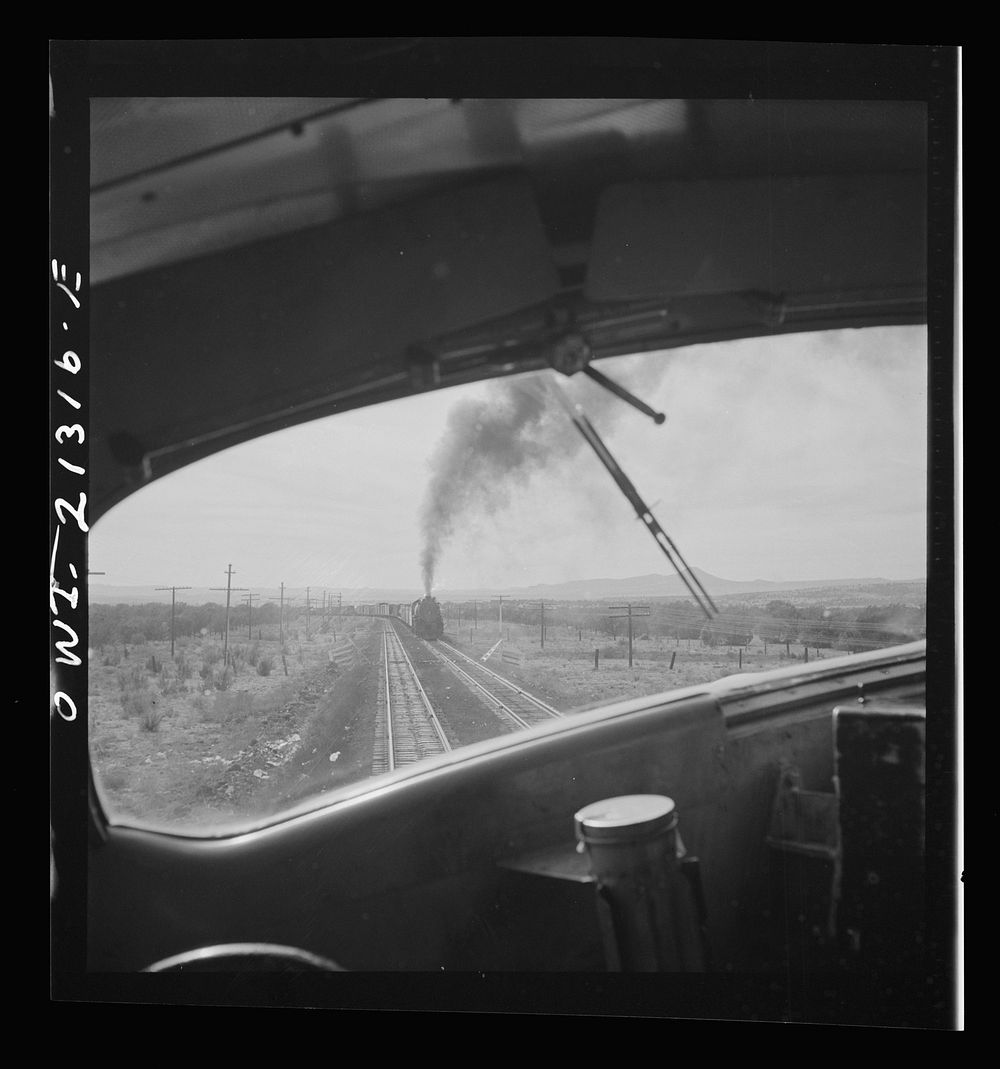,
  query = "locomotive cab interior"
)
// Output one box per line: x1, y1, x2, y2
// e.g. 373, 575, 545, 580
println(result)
49, 41, 959, 1025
